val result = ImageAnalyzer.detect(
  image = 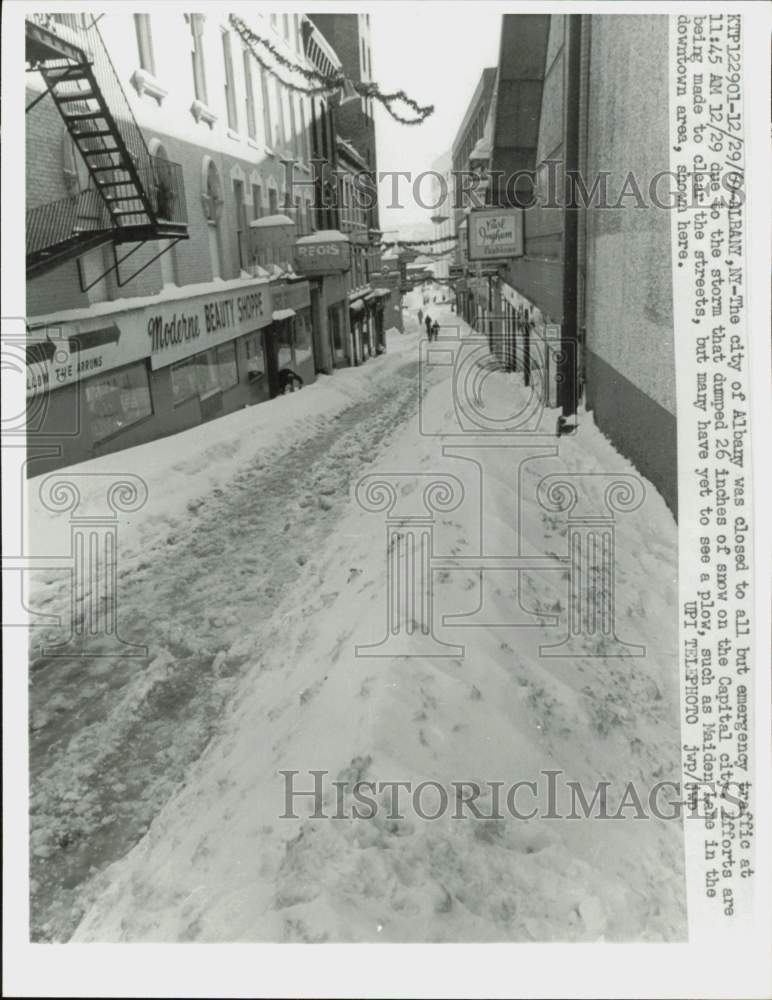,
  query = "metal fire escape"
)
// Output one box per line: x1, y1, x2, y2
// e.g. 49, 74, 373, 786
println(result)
26, 13, 188, 285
